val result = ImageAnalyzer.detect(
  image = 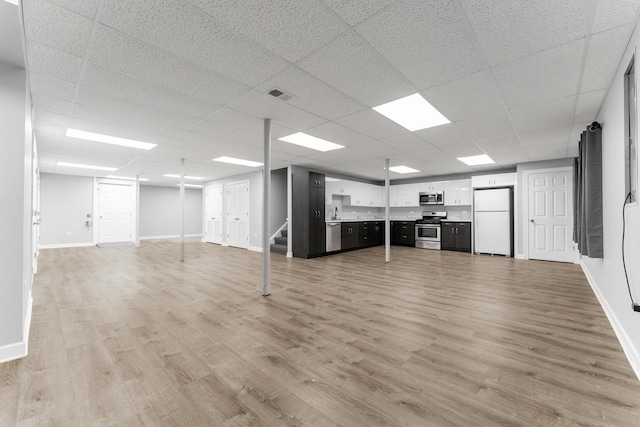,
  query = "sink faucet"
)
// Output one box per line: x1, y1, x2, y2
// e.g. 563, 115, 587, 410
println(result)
332, 206, 339, 220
